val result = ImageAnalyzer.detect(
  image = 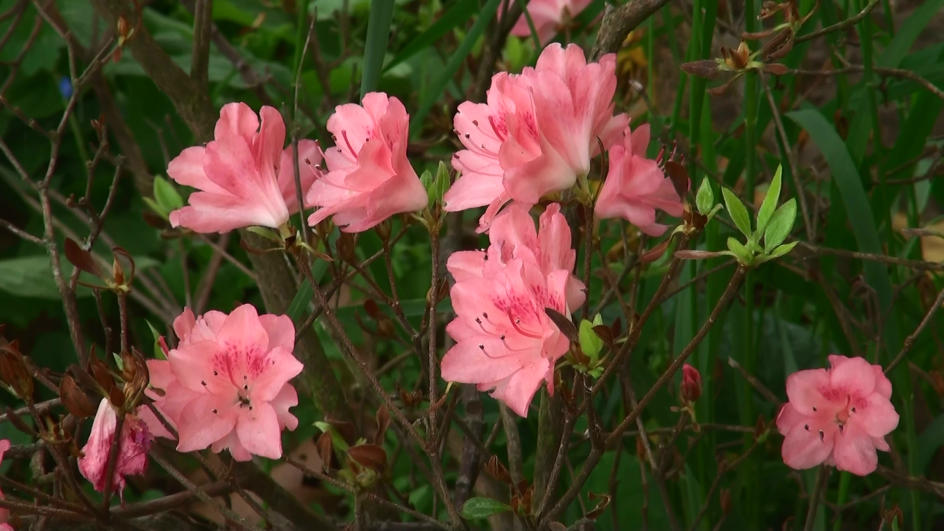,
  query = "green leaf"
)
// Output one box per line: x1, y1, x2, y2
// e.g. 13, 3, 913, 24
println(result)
759, 241, 798, 264
461, 497, 511, 519
726, 237, 752, 265
578, 317, 604, 362
0, 256, 88, 299
877, 0, 944, 68
143, 197, 164, 218
360, 0, 395, 97
763, 199, 796, 250
756, 165, 782, 234
153, 176, 183, 215
145, 320, 166, 359
721, 187, 752, 237
695, 177, 714, 215
430, 161, 450, 206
